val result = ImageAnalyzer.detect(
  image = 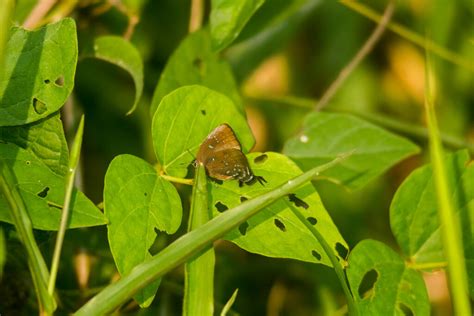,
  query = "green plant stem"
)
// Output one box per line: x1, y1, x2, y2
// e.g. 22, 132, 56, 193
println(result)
160, 174, 193, 185
220, 289, 239, 316
407, 261, 447, 270
424, 55, 471, 315
287, 203, 357, 316
340, 0, 473, 71
74, 153, 351, 316
184, 165, 215, 315
48, 116, 85, 296
0, 0, 14, 70
0, 162, 55, 313
316, 0, 394, 111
